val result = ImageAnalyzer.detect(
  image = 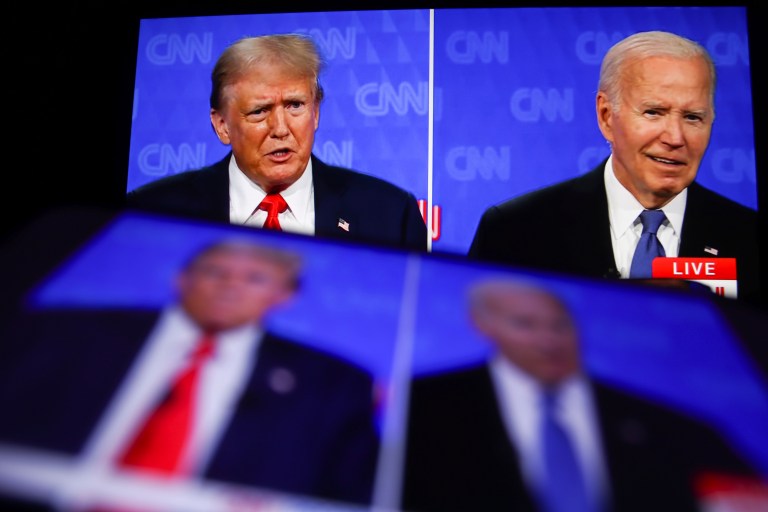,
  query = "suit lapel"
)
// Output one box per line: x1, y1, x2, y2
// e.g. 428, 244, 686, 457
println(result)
592, 382, 651, 487
311, 155, 355, 239
230, 333, 304, 414
591, 381, 705, 512
472, 366, 539, 511
678, 183, 718, 258
203, 154, 233, 223
204, 333, 317, 487
569, 163, 619, 278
